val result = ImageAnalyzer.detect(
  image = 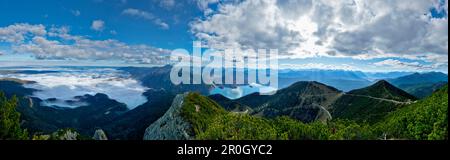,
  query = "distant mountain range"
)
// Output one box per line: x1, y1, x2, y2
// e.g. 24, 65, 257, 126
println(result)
387, 72, 448, 98
0, 66, 448, 140
278, 70, 447, 99
205, 68, 445, 98
120, 66, 212, 95
363, 71, 415, 80
277, 70, 371, 91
